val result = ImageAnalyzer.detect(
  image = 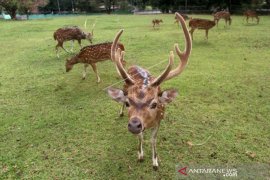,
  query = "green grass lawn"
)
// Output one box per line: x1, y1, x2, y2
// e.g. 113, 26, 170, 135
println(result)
0, 14, 269, 179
